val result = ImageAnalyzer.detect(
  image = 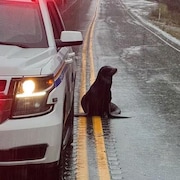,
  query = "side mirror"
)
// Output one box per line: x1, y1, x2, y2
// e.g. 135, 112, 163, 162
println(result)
56, 31, 83, 47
